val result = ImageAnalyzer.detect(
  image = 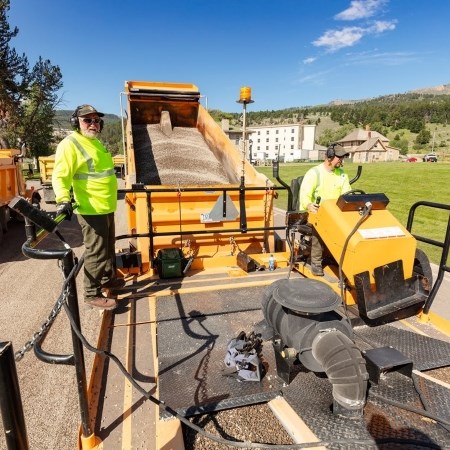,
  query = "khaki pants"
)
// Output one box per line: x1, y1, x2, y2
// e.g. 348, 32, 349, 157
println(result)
77, 213, 116, 298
